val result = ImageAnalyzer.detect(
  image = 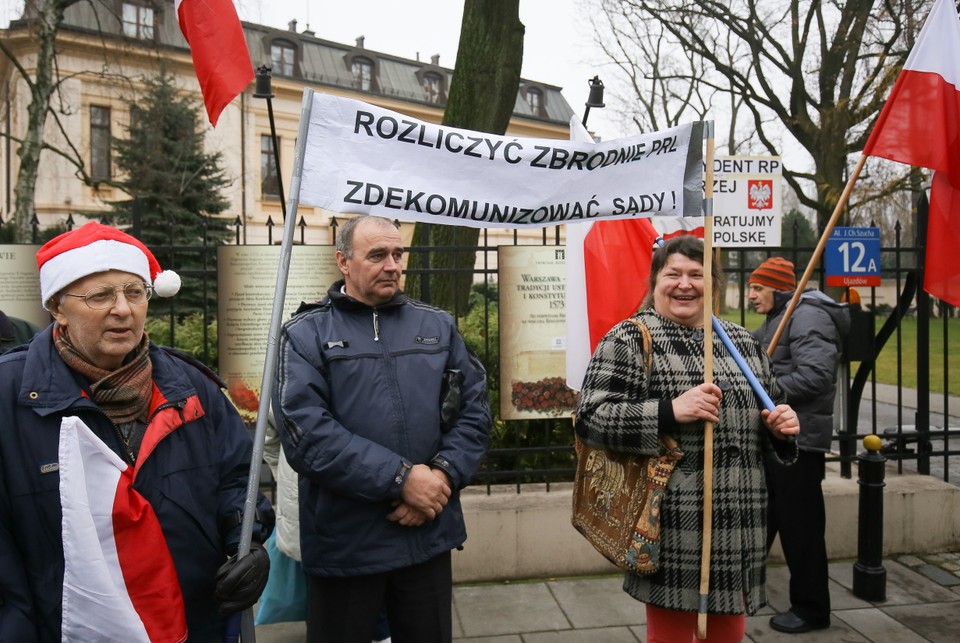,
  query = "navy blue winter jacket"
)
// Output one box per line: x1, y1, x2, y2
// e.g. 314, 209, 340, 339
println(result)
0, 326, 273, 642
273, 282, 491, 577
